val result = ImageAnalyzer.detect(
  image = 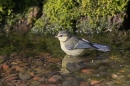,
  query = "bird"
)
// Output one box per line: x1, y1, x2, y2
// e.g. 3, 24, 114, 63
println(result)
55, 30, 110, 56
